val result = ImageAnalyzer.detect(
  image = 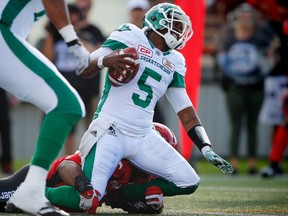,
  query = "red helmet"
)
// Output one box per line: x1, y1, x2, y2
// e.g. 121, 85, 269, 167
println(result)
153, 122, 178, 150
